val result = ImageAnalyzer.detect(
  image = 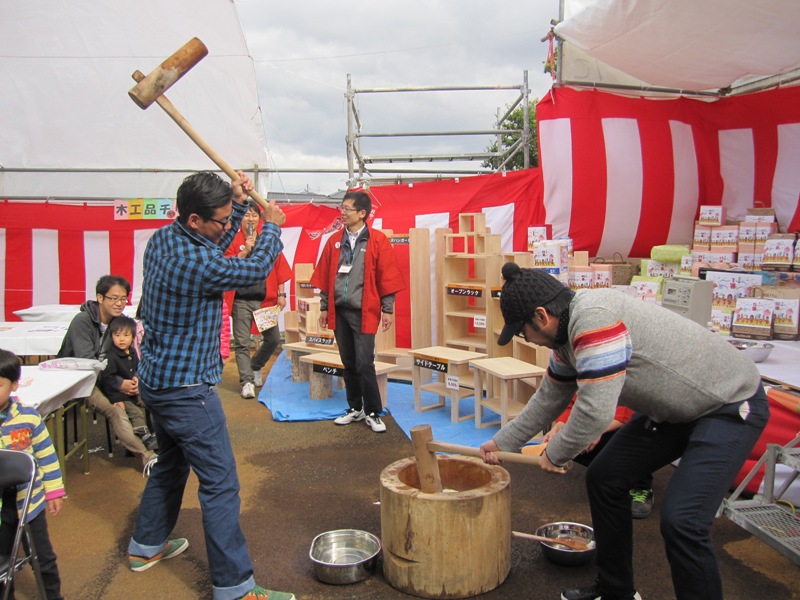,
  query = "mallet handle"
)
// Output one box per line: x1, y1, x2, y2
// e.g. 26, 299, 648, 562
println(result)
427, 440, 572, 471
132, 70, 269, 211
